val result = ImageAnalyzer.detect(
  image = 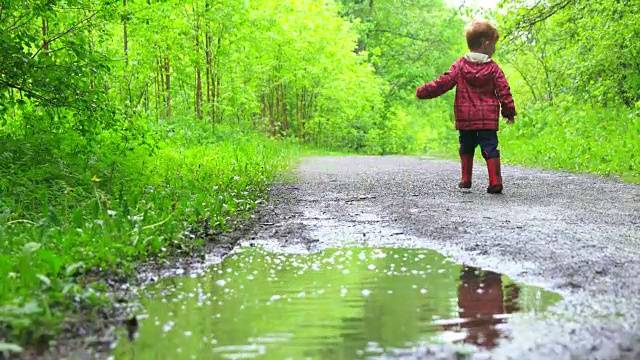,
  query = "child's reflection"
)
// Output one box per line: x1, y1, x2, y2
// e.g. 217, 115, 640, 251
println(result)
443, 266, 521, 349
